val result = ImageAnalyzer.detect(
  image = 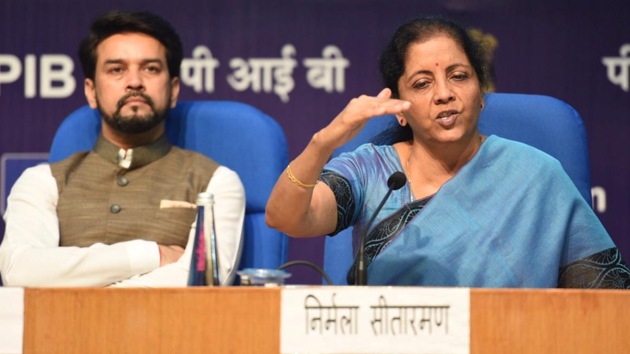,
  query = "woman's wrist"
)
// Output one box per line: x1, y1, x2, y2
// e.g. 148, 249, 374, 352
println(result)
309, 130, 337, 161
